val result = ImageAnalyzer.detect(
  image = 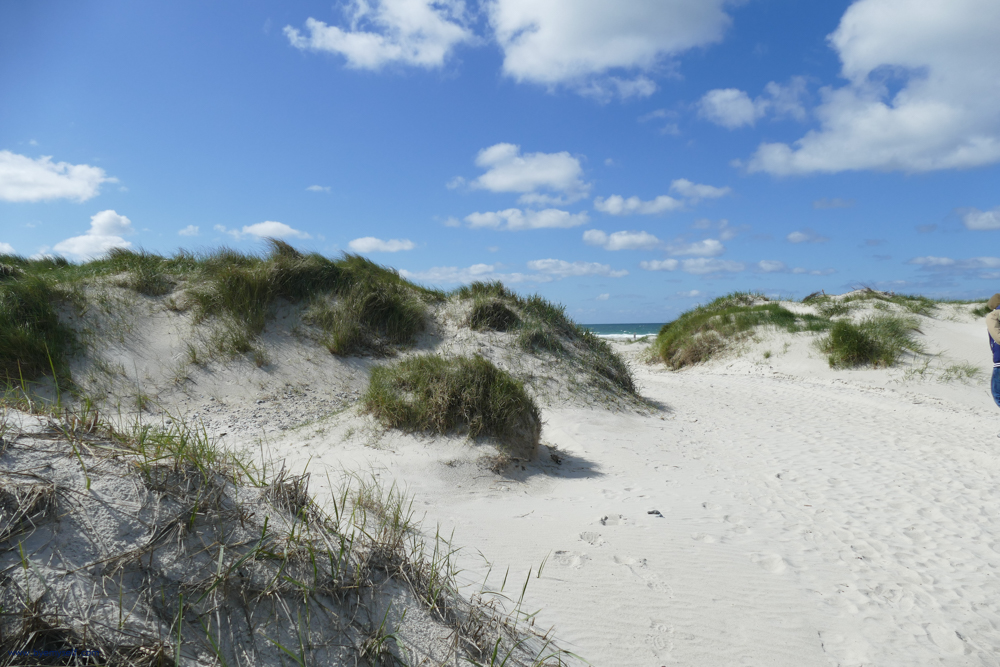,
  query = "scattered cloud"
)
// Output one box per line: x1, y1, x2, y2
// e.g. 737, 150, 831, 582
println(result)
52, 210, 134, 260
178, 225, 200, 237
464, 208, 589, 231
692, 218, 742, 240
639, 259, 679, 272
284, 0, 472, 70
0, 150, 116, 203
961, 206, 1000, 230
593, 194, 682, 215
0, 242, 15, 254
640, 258, 744, 274
698, 77, 807, 129
668, 178, 731, 201
527, 258, 628, 278
667, 238, 724, 257
813, 197, 855, 209
909, 255, 1000, 275
679, 258, 745, 275
756, 260, 835, 275
677, 289, 703, 298
466, 143, 589, 203
306, 185, 330, 192
748, 0, 1000, 174
400, 263, 511, 285
488, 0, 732, 98
916, 223, 937, 233
787, 228, 829, 244
348, 236, 415, 252
596, 293, 610, 301
214, 221, 312, 240
583, 229, 661, 251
